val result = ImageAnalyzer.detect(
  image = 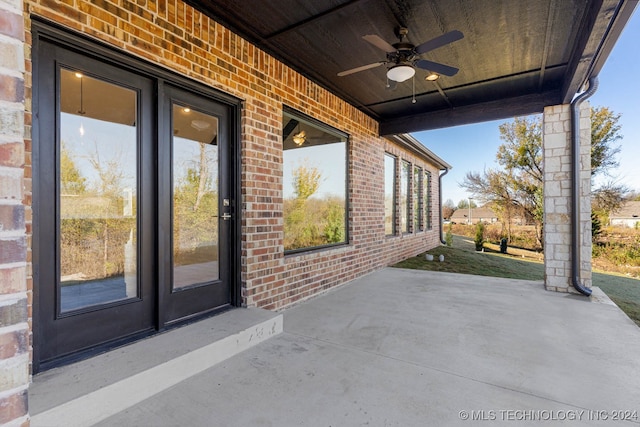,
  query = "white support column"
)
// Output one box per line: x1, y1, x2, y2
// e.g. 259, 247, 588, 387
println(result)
543, 103, 592, 293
